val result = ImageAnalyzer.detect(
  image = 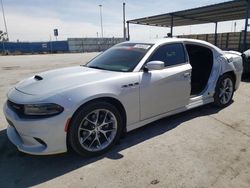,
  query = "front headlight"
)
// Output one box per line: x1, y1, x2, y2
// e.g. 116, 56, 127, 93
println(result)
24, 103, 64, 116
